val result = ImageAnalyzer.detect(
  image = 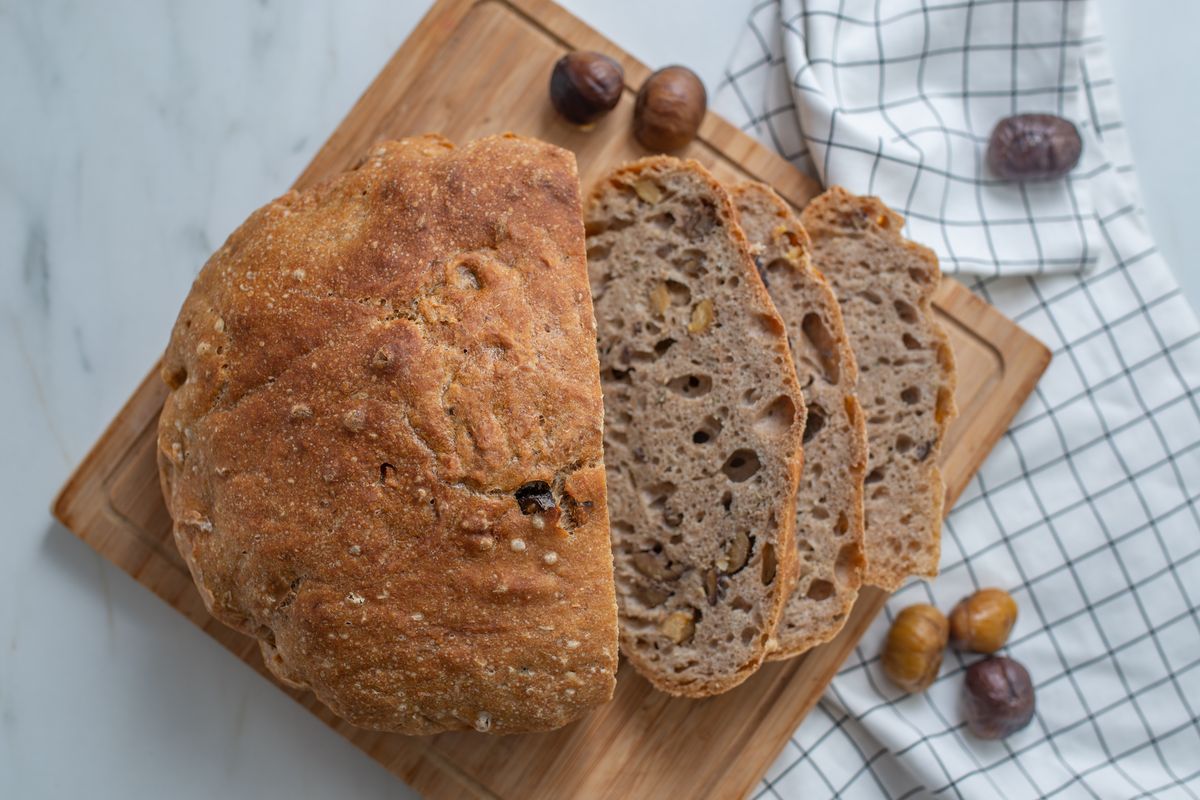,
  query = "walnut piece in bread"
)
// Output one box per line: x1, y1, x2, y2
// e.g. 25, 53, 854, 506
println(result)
157, 133, 619, 734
